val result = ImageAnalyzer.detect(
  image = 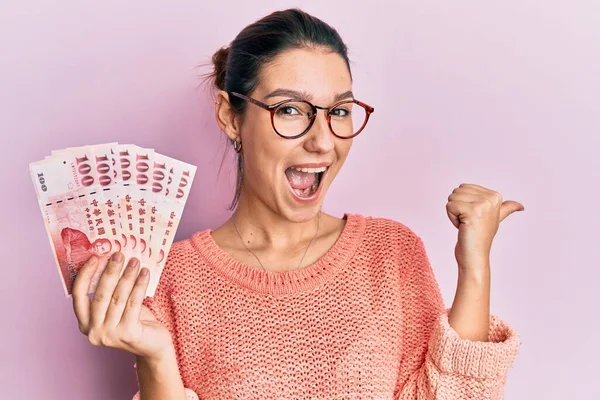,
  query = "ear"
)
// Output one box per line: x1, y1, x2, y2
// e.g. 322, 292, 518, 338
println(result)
215, 90, 241, 142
